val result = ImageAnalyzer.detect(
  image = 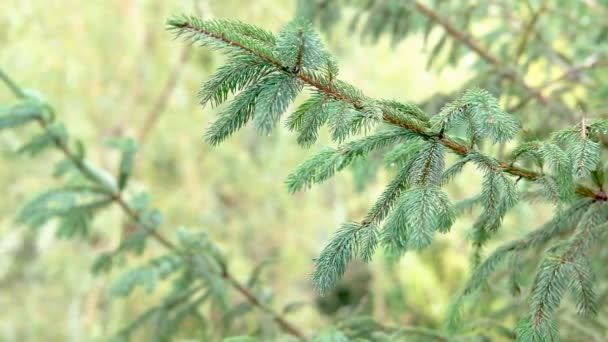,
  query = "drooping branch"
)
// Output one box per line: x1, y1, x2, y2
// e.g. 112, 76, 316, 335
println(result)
0, 70, 306, 341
